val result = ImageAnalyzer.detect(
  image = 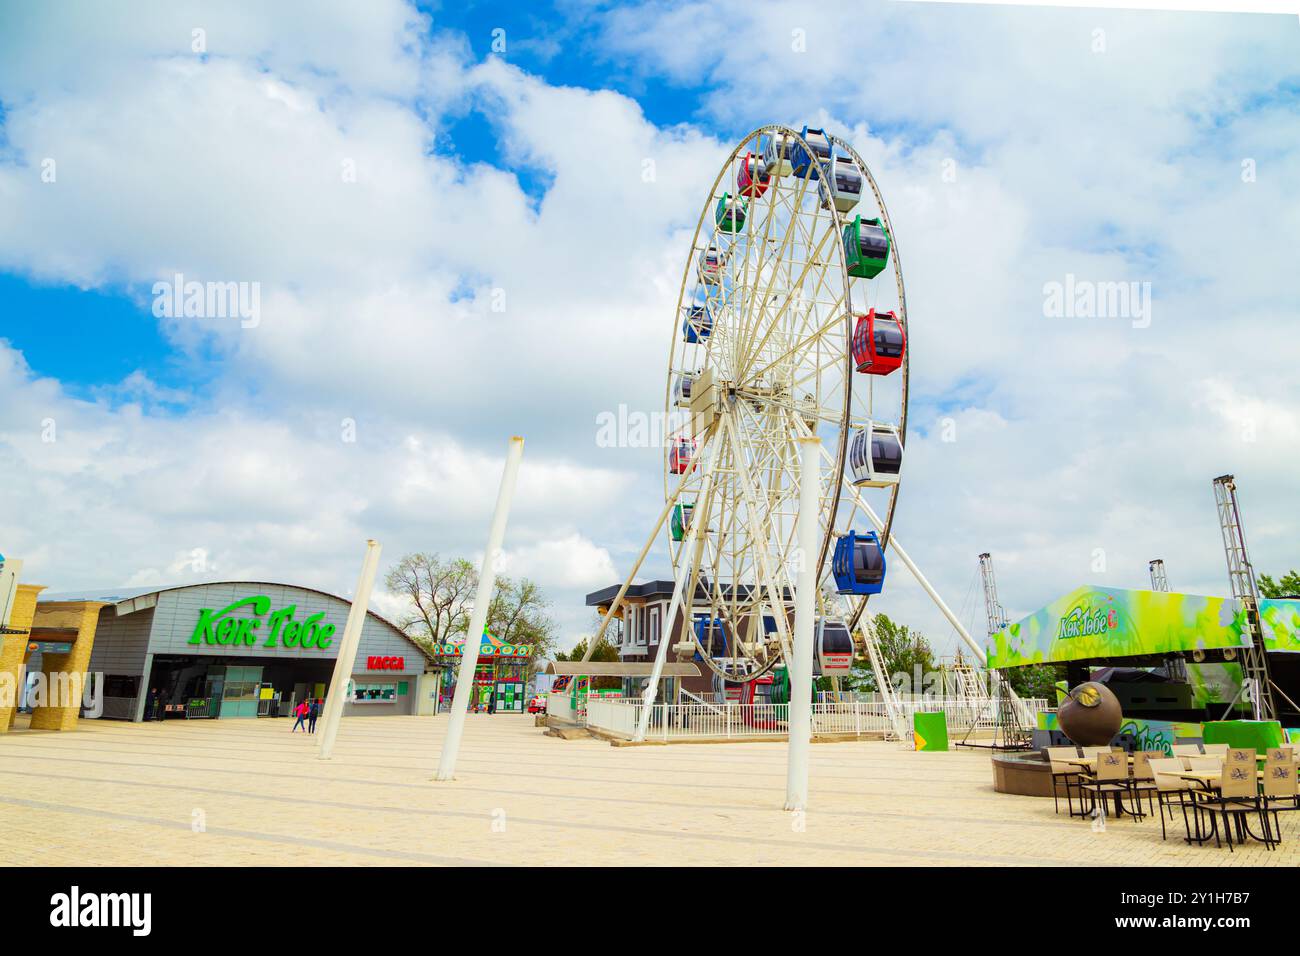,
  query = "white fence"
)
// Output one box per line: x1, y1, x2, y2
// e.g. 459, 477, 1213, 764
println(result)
583, 696, 1050, 743
546, 692, 579, 724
